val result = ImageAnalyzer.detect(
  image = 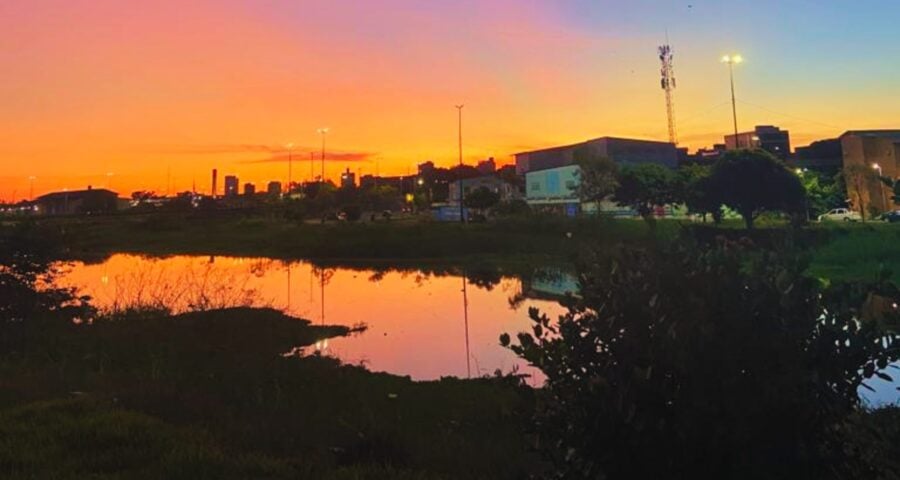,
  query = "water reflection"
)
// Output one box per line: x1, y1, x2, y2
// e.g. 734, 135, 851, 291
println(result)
58, 254, 567, 382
